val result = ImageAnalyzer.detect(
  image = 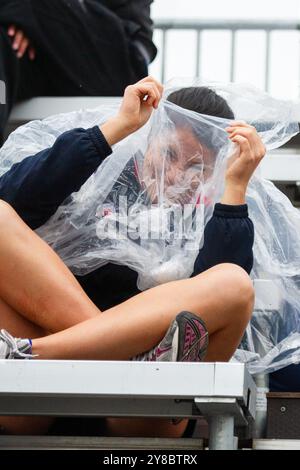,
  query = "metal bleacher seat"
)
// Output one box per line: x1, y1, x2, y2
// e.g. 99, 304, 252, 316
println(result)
6, 97, 120, 136
0, 361, 256, 450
